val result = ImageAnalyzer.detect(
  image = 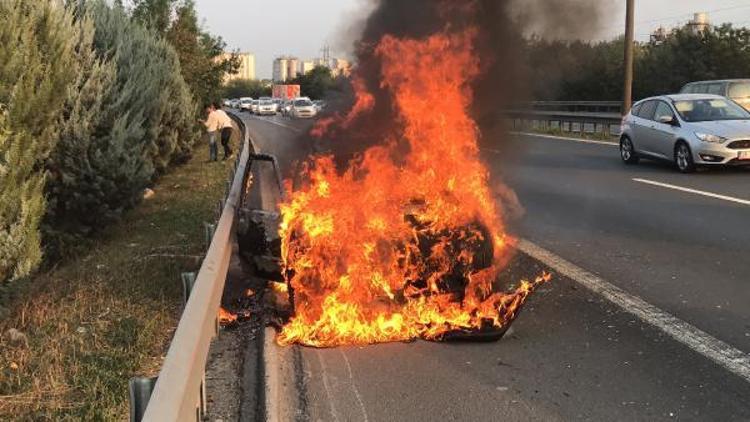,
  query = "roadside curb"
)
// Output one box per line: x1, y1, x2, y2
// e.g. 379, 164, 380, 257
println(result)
263, 326, 303, 422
